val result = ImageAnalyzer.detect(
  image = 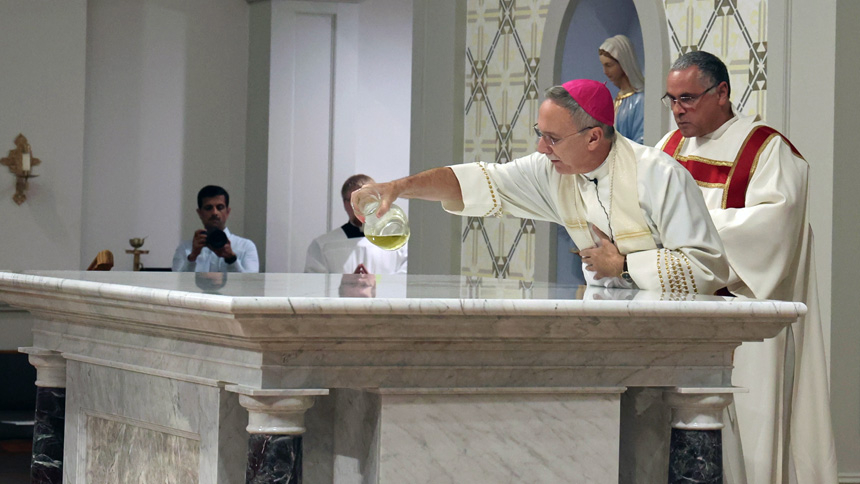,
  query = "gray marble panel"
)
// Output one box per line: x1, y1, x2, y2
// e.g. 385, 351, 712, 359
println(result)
64, 360, 246, 484
317, 390, 620, 484
376, 392, 621, 483
86, 415, 199, 483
